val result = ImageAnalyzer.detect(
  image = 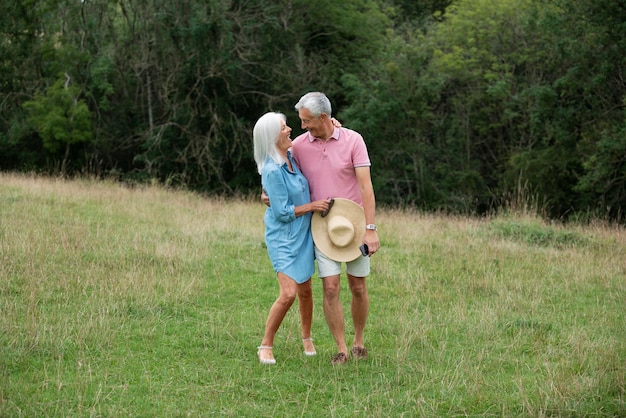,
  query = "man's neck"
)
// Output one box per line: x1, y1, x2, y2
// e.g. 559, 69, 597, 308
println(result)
318, 123, 335, 140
